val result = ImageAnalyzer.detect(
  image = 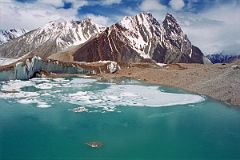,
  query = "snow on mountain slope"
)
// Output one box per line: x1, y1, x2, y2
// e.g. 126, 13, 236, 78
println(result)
0, 29, 27, 45
71, 12, 206, 64
0, 18, 105, 58
0, 12, 207, 64
117, 12, 164, 58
